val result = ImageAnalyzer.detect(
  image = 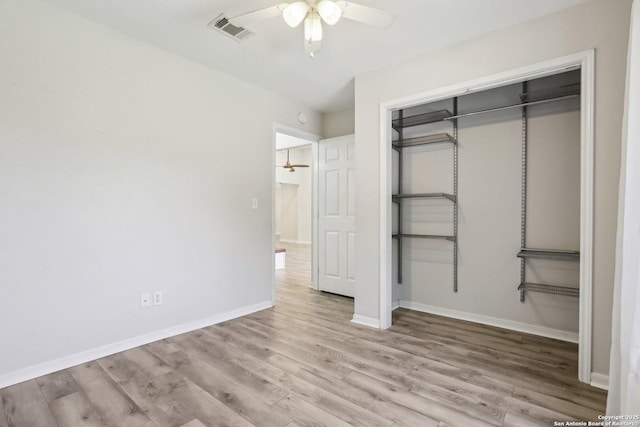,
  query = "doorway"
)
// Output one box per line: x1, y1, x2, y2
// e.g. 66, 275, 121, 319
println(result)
272, 127, 319, 305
